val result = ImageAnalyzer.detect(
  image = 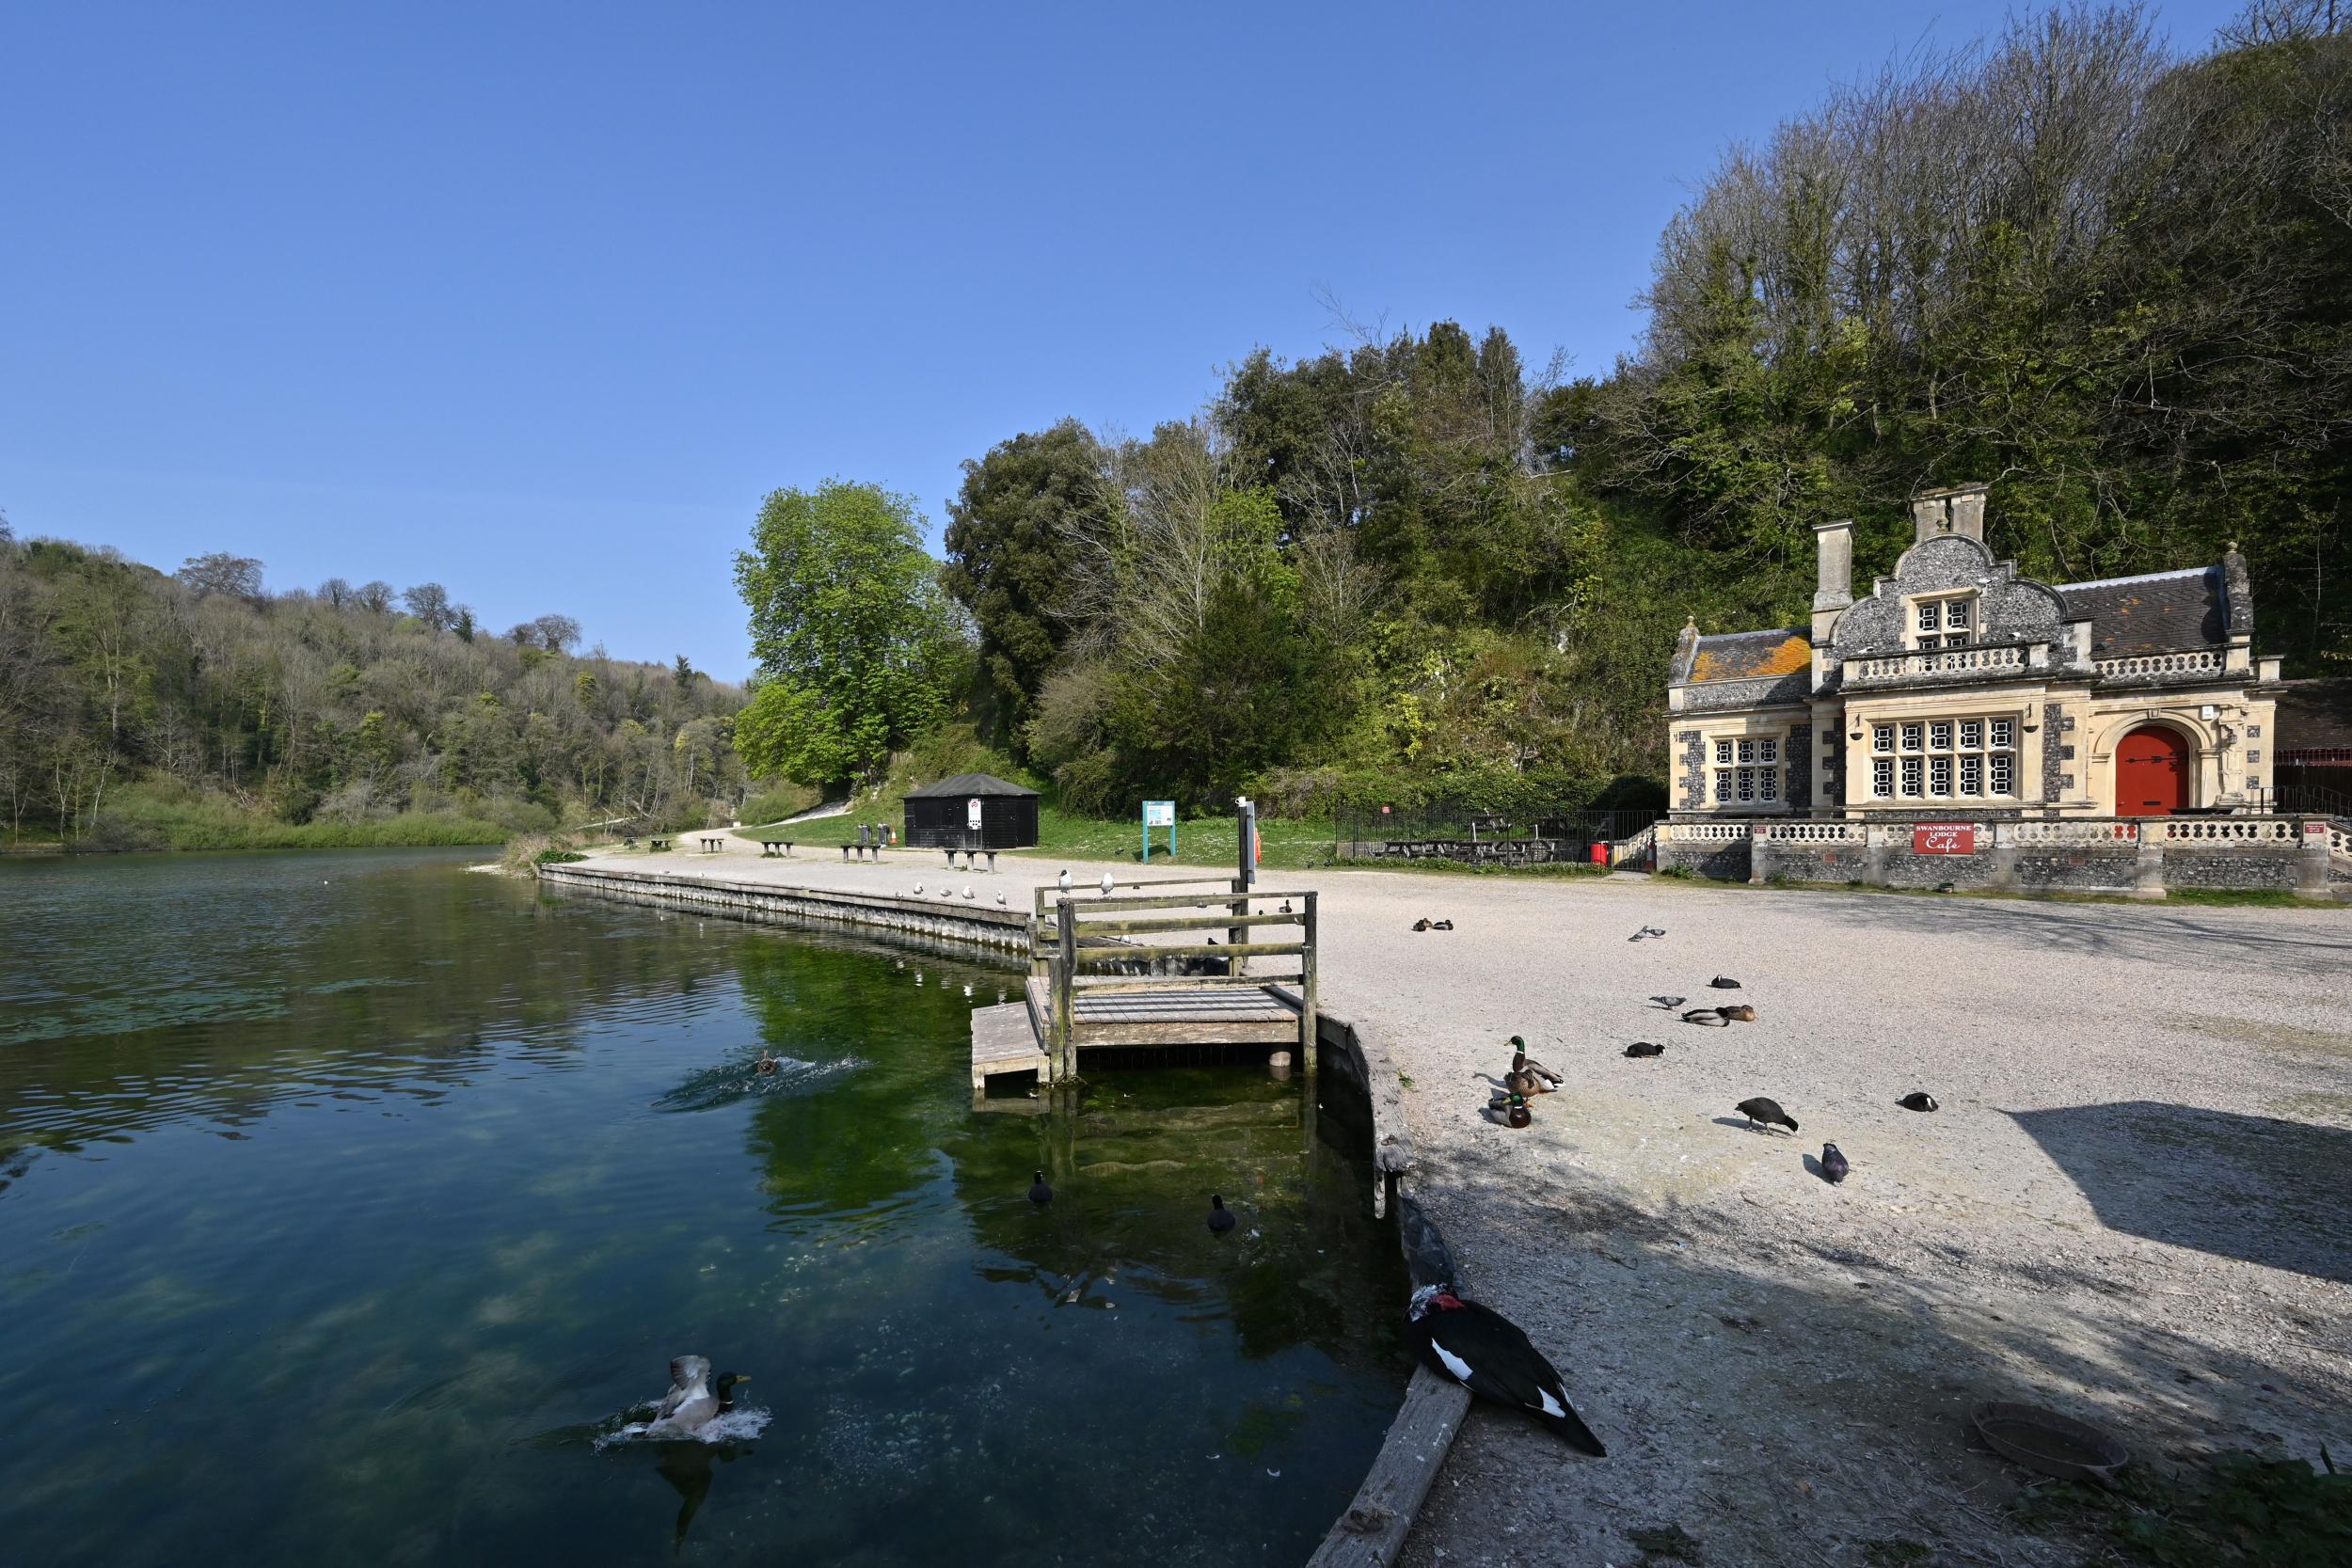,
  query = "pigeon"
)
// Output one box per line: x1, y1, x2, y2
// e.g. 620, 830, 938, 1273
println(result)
1058, 868, 1073, 893
1207, 1195, 1236, 1234
1624, 1041, 1664, 1058
1027, 1171, 1053, 1206
1899, 1092, 1940, 1113
1717, 1004, 1756, 1023
1099, 872, 1115, 896
1650, 995, 1686, 1010
1629, 925, 1666, 942
1709, 976, 1742, 990
1820, 1143, 1850, 1183
1736, 1097, 1799, 1134
1406, 1285, 1606, 1455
